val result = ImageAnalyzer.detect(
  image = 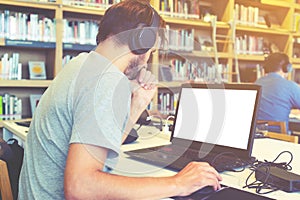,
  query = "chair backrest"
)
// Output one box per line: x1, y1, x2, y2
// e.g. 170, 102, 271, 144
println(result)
0, 160, 13, 200
266, 132, 299, 144
257, 120, 287, 134
256, 120, 299, 143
